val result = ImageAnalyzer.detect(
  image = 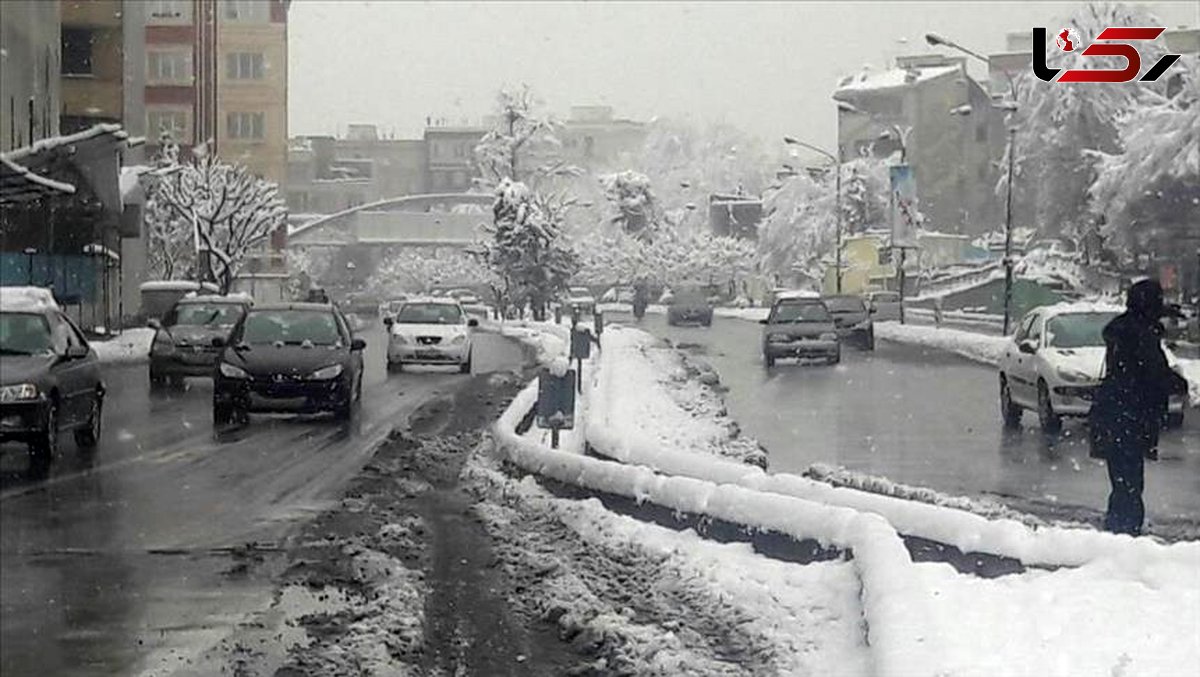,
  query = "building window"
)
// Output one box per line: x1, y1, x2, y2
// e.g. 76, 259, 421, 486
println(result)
148, 109, 192, 144
147, 49, 193, 84
146, 0, 193, 24
226, 52, 265, 80
222, 0, 269, 22
61, 28, 94, 76
226, 112, 265, 140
